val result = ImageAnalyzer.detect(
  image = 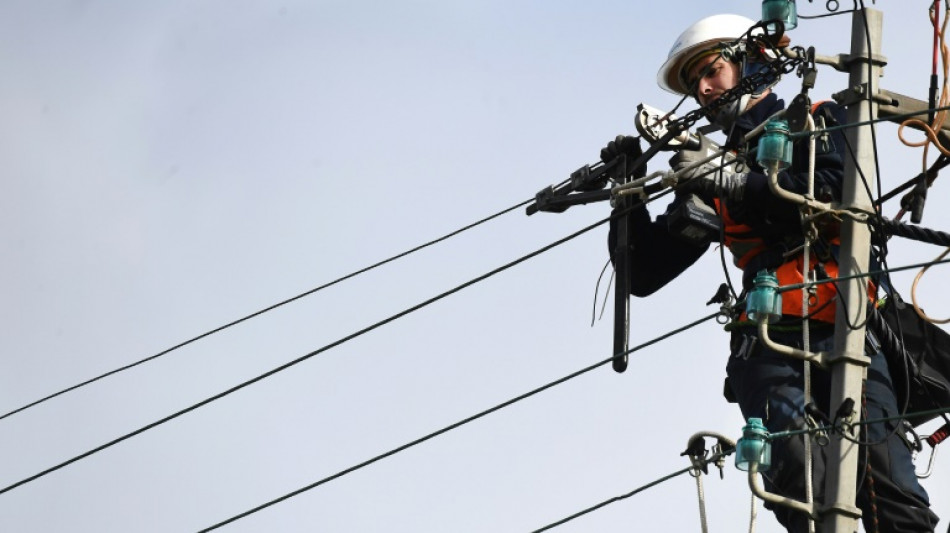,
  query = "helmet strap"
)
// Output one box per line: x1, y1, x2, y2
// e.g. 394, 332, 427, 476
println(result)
707, 93, 753, 131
